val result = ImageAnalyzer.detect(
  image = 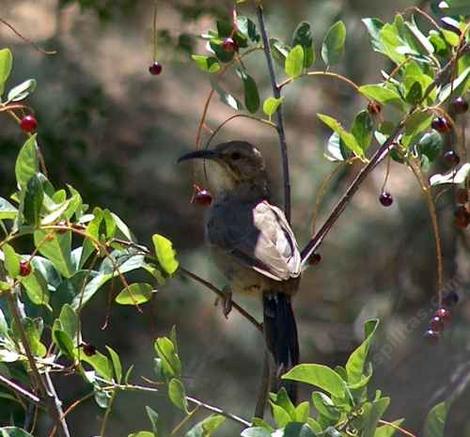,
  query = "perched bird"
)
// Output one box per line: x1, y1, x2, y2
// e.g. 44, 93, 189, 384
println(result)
178, 140, 301, 401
